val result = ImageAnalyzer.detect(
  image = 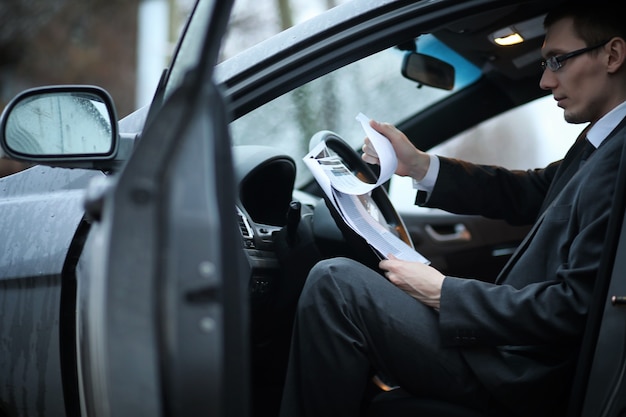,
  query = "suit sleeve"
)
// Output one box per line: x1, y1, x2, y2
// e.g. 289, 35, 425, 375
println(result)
417, 156, 560, 225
